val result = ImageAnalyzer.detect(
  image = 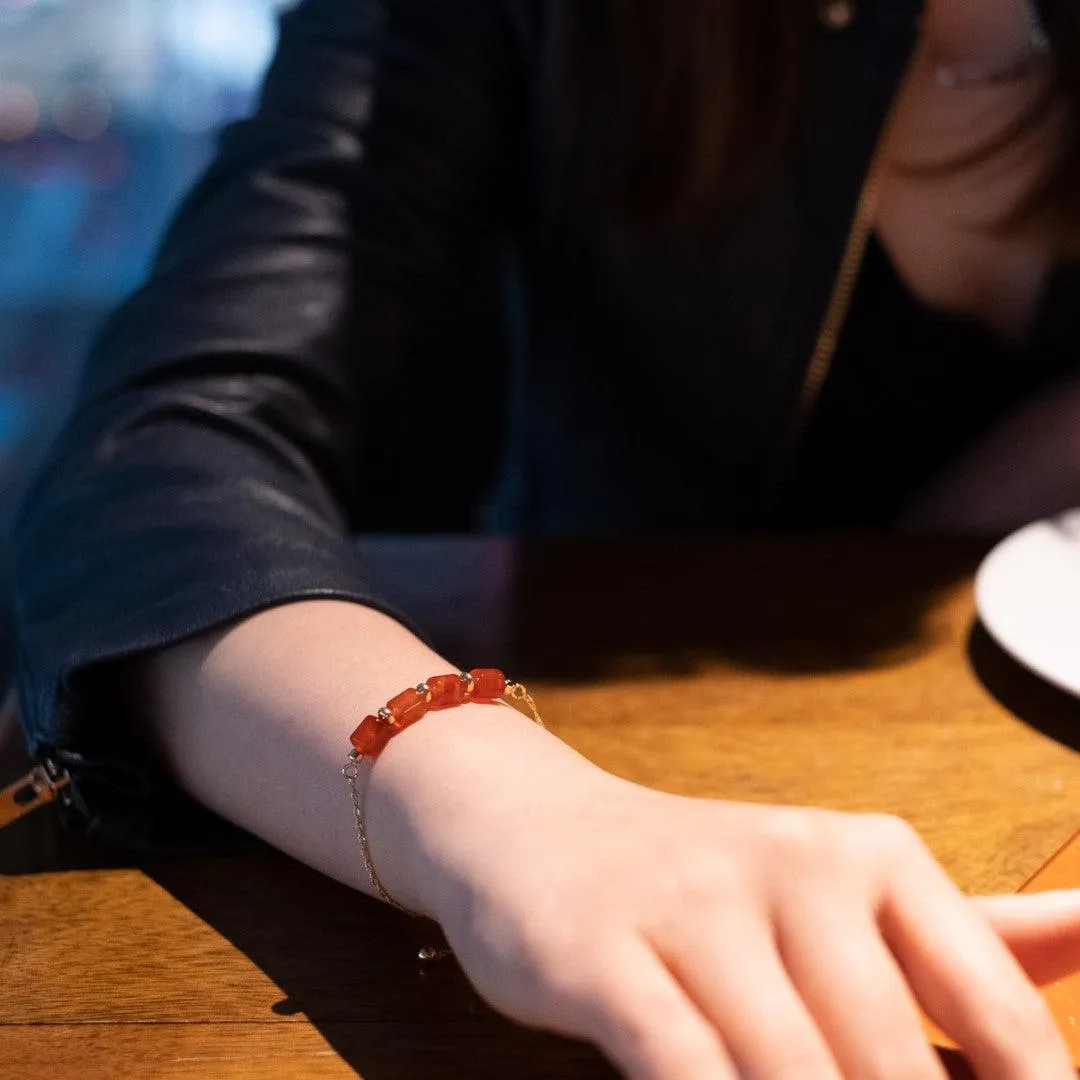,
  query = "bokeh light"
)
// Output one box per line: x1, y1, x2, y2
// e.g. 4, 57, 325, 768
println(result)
161, 73, 223, 134
0, 82, 38, 141
165, 0, 278, 85
53, 83, 111, 141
